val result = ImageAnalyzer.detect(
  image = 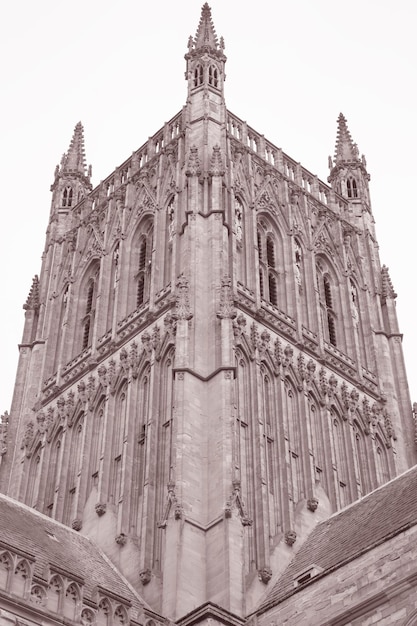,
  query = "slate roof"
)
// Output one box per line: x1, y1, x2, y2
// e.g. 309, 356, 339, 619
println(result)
257, 464, 417, 615
0, 493, 145, 613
